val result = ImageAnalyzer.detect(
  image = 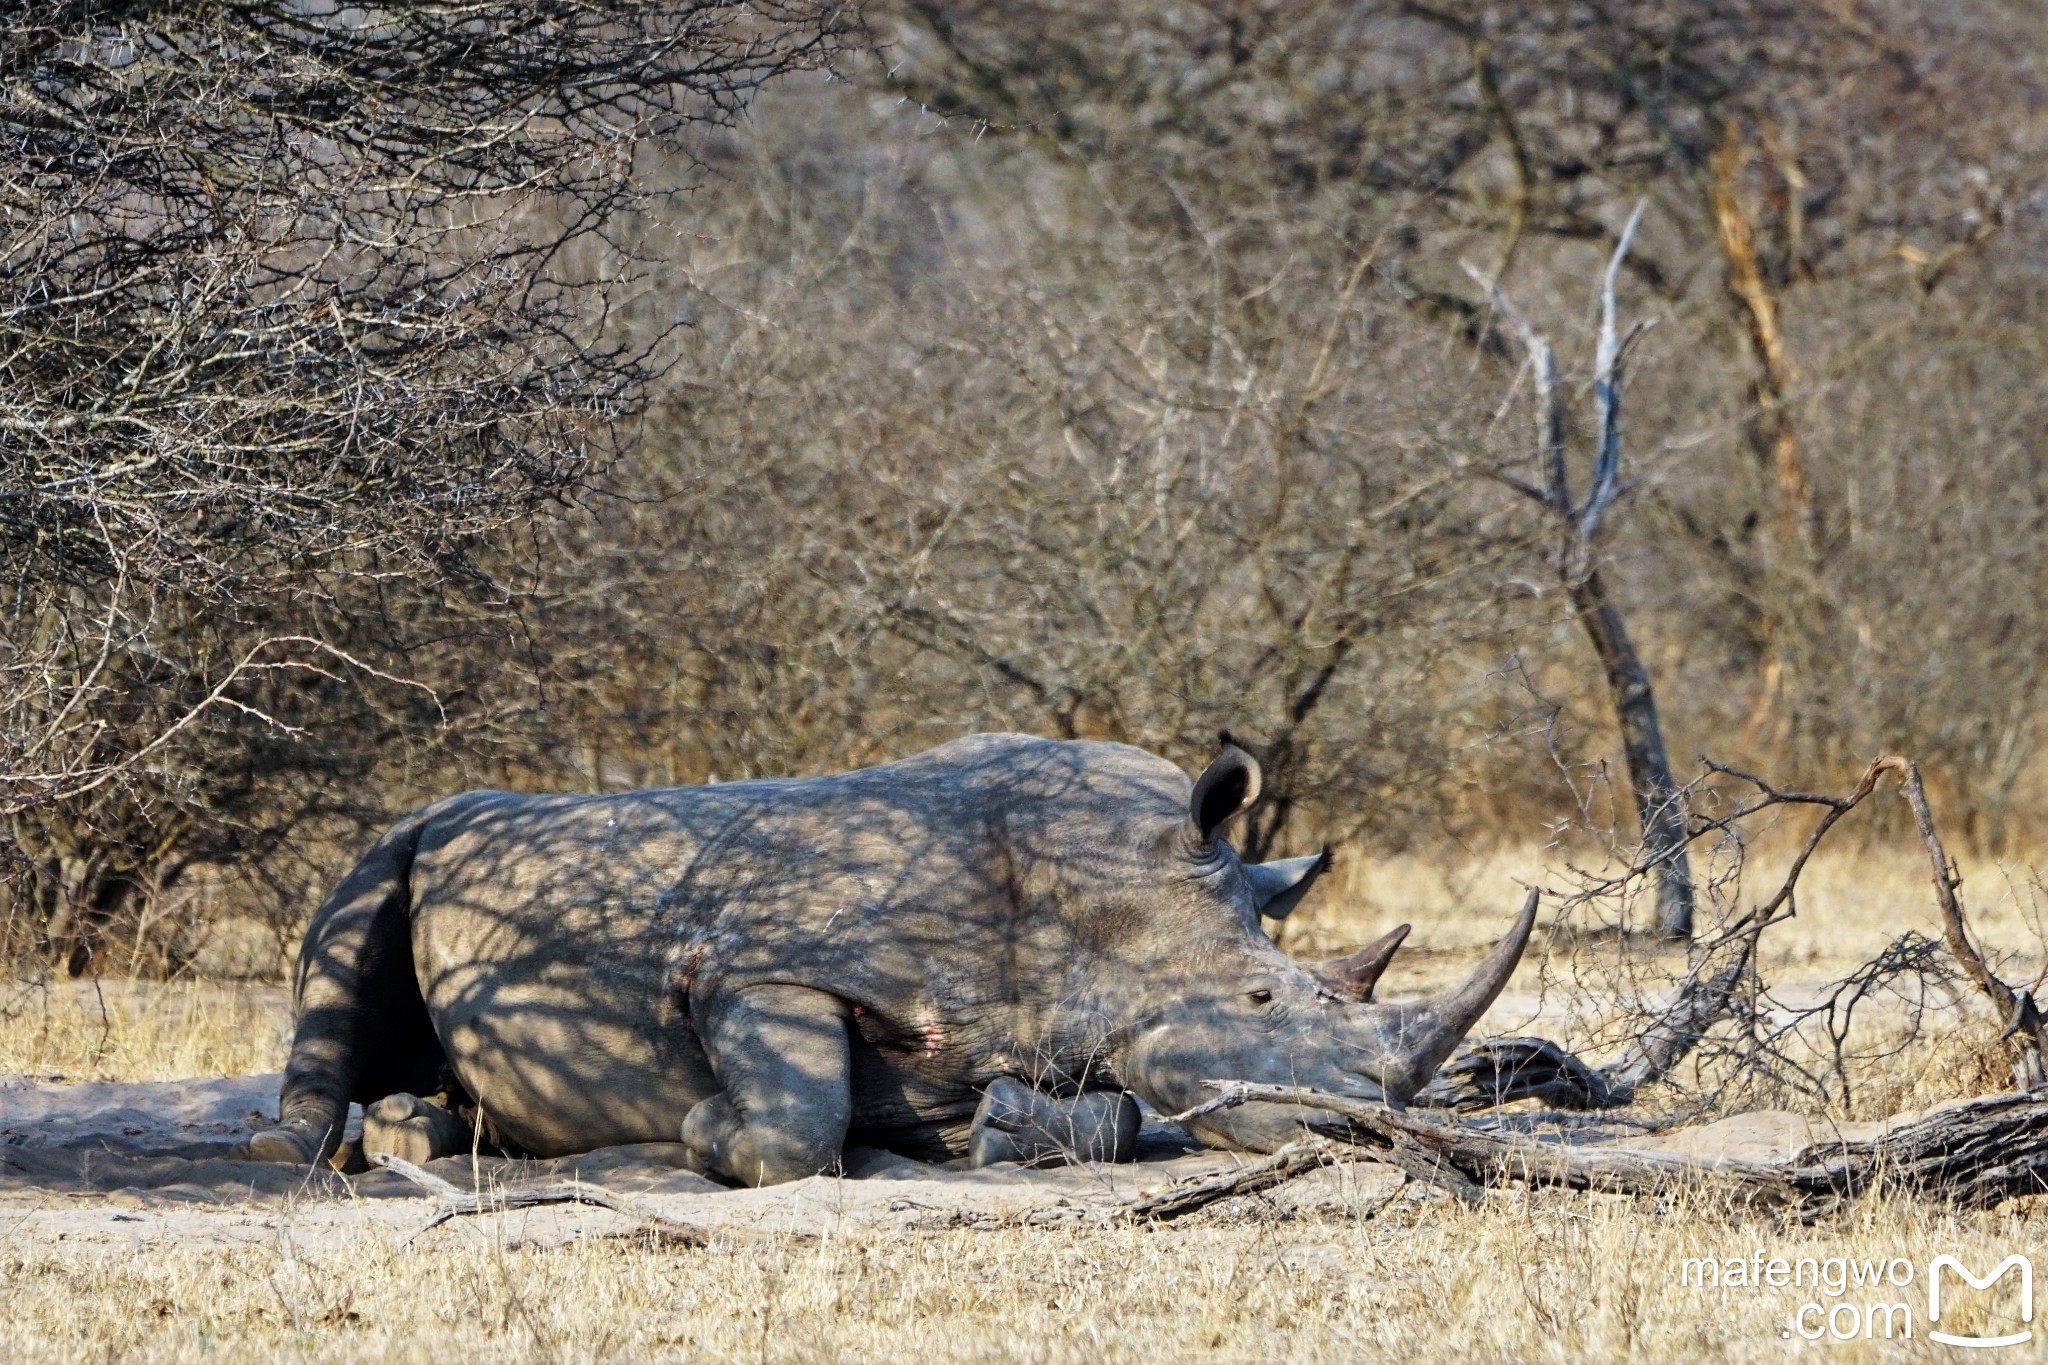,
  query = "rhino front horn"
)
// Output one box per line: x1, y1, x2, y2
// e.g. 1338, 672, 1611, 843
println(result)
1370, 889, 1539, 1100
